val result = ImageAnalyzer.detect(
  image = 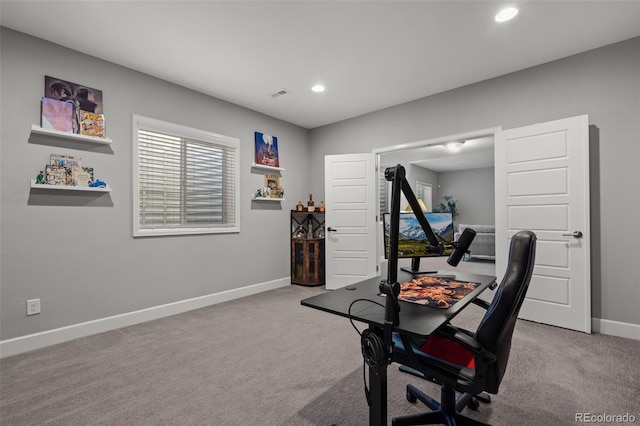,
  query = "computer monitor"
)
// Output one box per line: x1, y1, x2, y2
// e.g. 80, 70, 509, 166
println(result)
383, 211, 454, 274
